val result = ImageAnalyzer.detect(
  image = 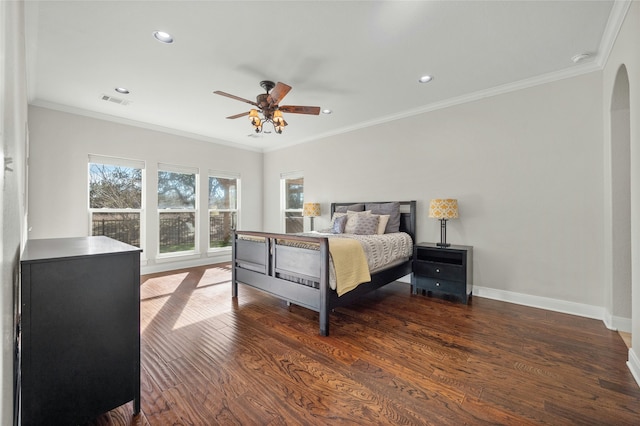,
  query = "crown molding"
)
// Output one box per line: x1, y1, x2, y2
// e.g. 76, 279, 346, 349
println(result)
596, 0, 632, 68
